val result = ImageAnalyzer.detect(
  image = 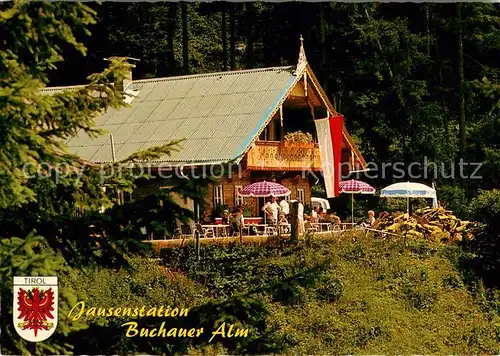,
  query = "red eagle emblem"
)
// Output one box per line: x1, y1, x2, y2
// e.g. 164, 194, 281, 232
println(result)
17, 287, 55, 336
